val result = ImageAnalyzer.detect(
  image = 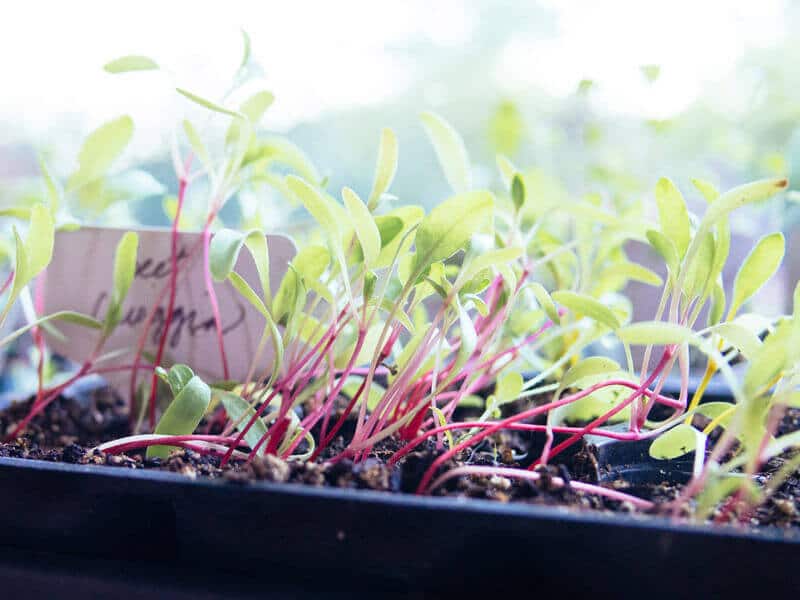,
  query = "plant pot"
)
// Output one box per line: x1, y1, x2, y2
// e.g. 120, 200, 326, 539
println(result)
0, 454, 797, 597
0, 377, 797, 597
